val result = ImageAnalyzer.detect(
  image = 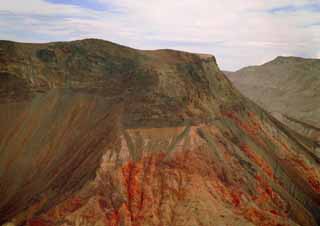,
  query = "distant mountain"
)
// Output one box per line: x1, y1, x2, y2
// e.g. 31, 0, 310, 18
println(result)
1, 40, 320, 226
226, 56, 320, 142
